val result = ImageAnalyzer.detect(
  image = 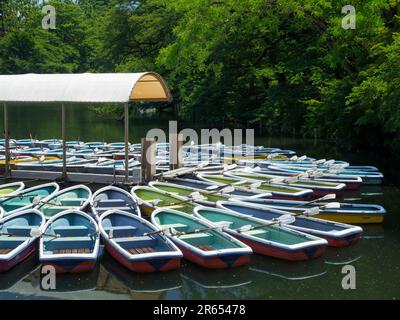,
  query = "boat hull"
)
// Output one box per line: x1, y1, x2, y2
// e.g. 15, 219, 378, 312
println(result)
177, 244, 250, 269
104, 242, 181, 273
315, 213, 384, 224
40, 259, 97, 273
233, 234, 326, 261
0, 240, 38, 273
